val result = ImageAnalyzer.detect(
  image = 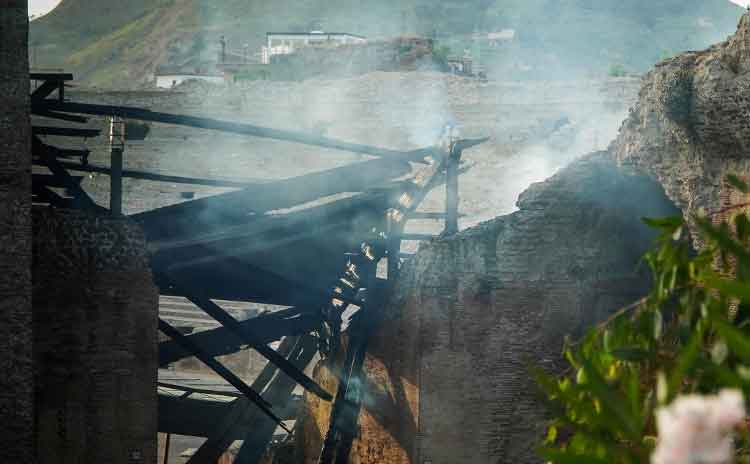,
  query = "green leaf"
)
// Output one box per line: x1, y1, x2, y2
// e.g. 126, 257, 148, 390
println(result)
702, 273, 750, 302
711, 339, 729, 365
653, 310, 663, 340
668, 324, 704, 400
736, 214, 750, 242
696, 216, 750, 262
727, 174, 749, 194
642, 216, 683, 231
545, 425, 558, 444
611, 347, 651, 362
714, 318, 750, 362
580, 358, 641, 440
538, 447, 611, 464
